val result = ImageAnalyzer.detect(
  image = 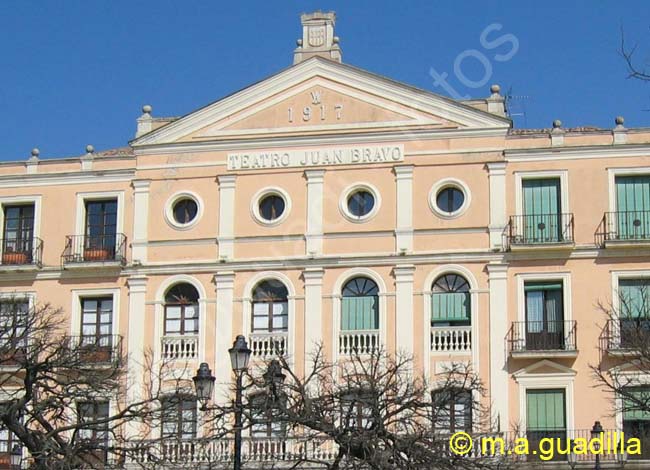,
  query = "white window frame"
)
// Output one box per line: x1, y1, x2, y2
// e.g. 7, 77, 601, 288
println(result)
515, 370, 575, 435
70, 288, 120, 338
153, 275, 207, 364
607, 167, 650, 213
610, 270, 650, 322
612, 370, 650, 431
516, 272, 572, 323
0, 195, 42, 260
164, 191, 204, 231
331, 268, 387, 362
428, 178, 471, 219
339, 183, 381, 223
74, 191, 125, 257
250, 187, 292, 227
241, 272, 296, 362
514, 170, 569, 216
